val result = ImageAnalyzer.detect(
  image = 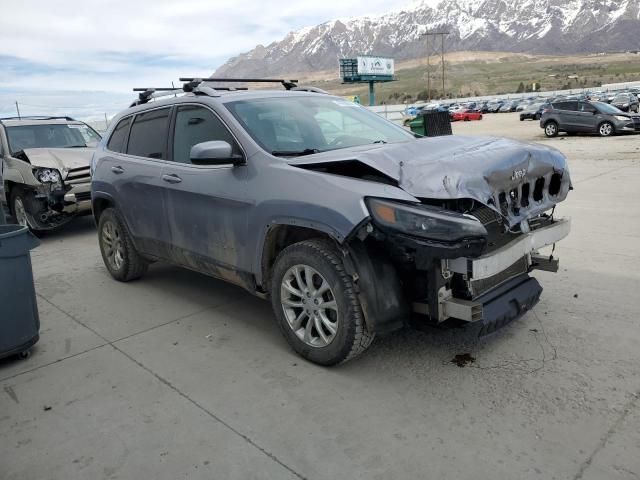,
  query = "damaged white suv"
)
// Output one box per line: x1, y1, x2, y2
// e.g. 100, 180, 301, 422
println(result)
0, 116, 101, 232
